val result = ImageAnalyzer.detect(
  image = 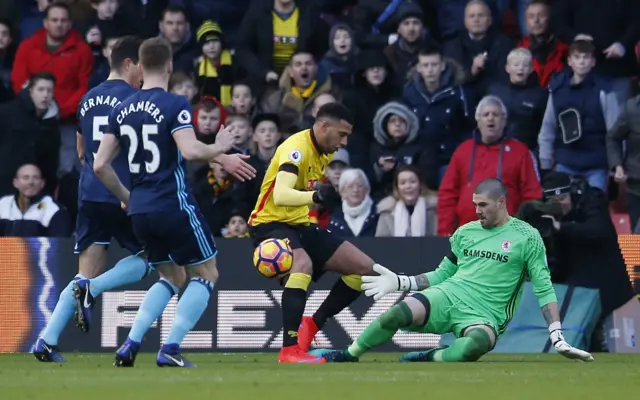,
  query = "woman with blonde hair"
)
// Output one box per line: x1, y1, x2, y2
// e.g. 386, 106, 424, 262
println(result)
328, 168, 378, 237
375, 165, 437, 237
